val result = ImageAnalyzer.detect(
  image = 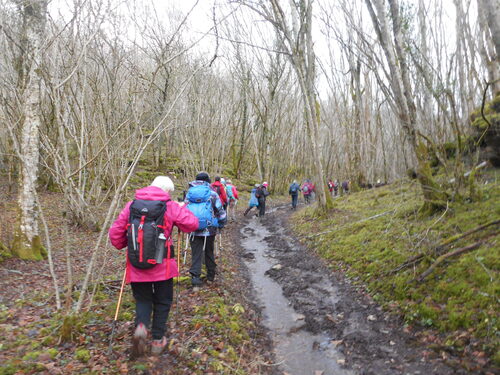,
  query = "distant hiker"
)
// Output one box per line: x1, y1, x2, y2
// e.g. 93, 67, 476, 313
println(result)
342, 180, 350, 195
109, 176, 199, 356
244, 184, 260, 216
256, 182, 270, 216
302, 179, 314, 204
289, 180, 300, 209
211, 176, 228, 210
328, 179, 334, 196
226, 179, 239, 221
186, 172, 226, 287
